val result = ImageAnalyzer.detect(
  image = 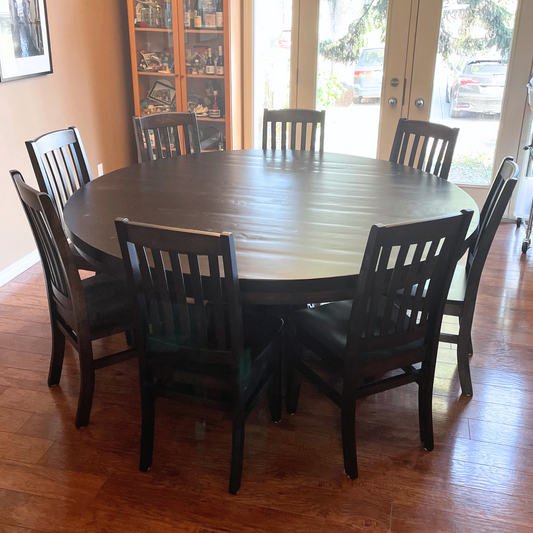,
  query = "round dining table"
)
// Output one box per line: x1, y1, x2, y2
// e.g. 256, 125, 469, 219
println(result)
64, 149, 479, 305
